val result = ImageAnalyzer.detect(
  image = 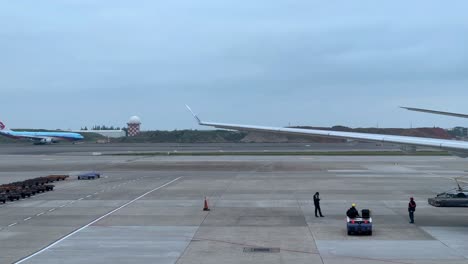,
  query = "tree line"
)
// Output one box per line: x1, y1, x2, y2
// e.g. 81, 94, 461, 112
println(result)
80, 125, 122, 131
